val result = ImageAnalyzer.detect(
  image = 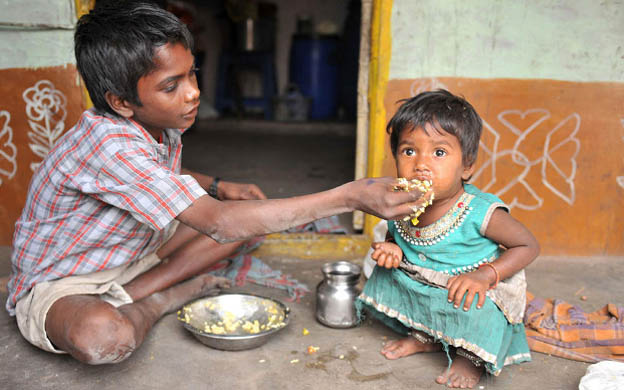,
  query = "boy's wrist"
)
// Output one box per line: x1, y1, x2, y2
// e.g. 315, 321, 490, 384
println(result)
208, 177, 220, 199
